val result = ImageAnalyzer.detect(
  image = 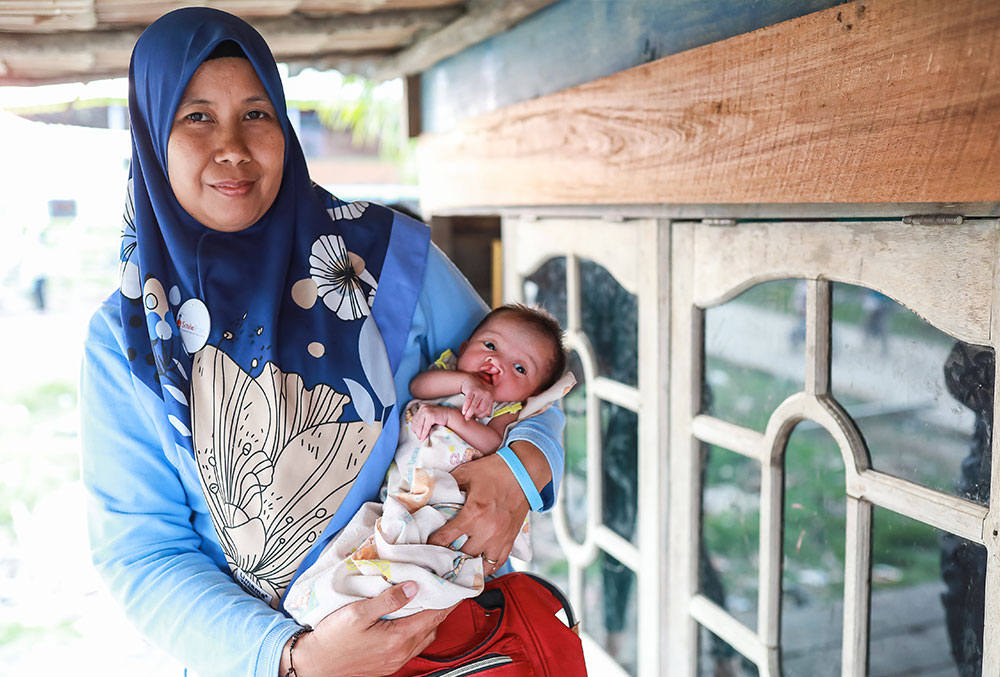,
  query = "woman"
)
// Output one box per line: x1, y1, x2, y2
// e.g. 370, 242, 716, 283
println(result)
79, 8, 565, 676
